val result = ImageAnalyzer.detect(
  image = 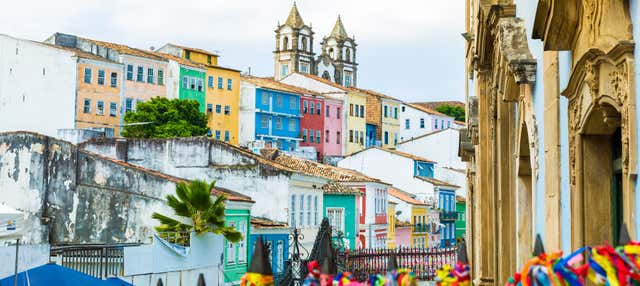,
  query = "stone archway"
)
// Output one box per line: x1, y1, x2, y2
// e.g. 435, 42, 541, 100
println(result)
515, 119, 535, 268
